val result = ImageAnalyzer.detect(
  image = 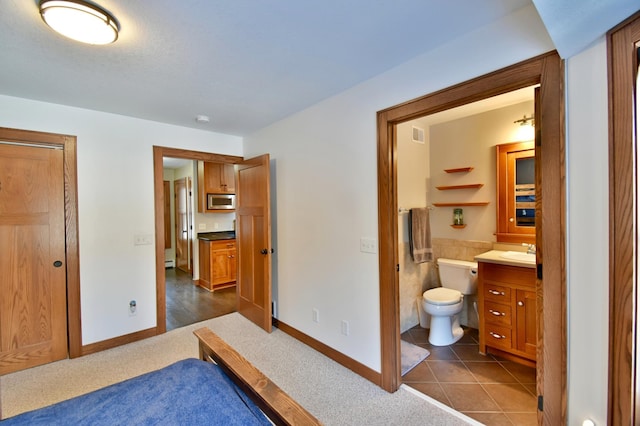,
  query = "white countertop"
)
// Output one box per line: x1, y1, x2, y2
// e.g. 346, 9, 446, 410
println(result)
474, 250, 536, 269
